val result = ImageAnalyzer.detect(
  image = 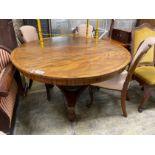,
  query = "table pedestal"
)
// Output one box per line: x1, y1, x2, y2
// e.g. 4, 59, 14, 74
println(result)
58, 86, 88, 121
